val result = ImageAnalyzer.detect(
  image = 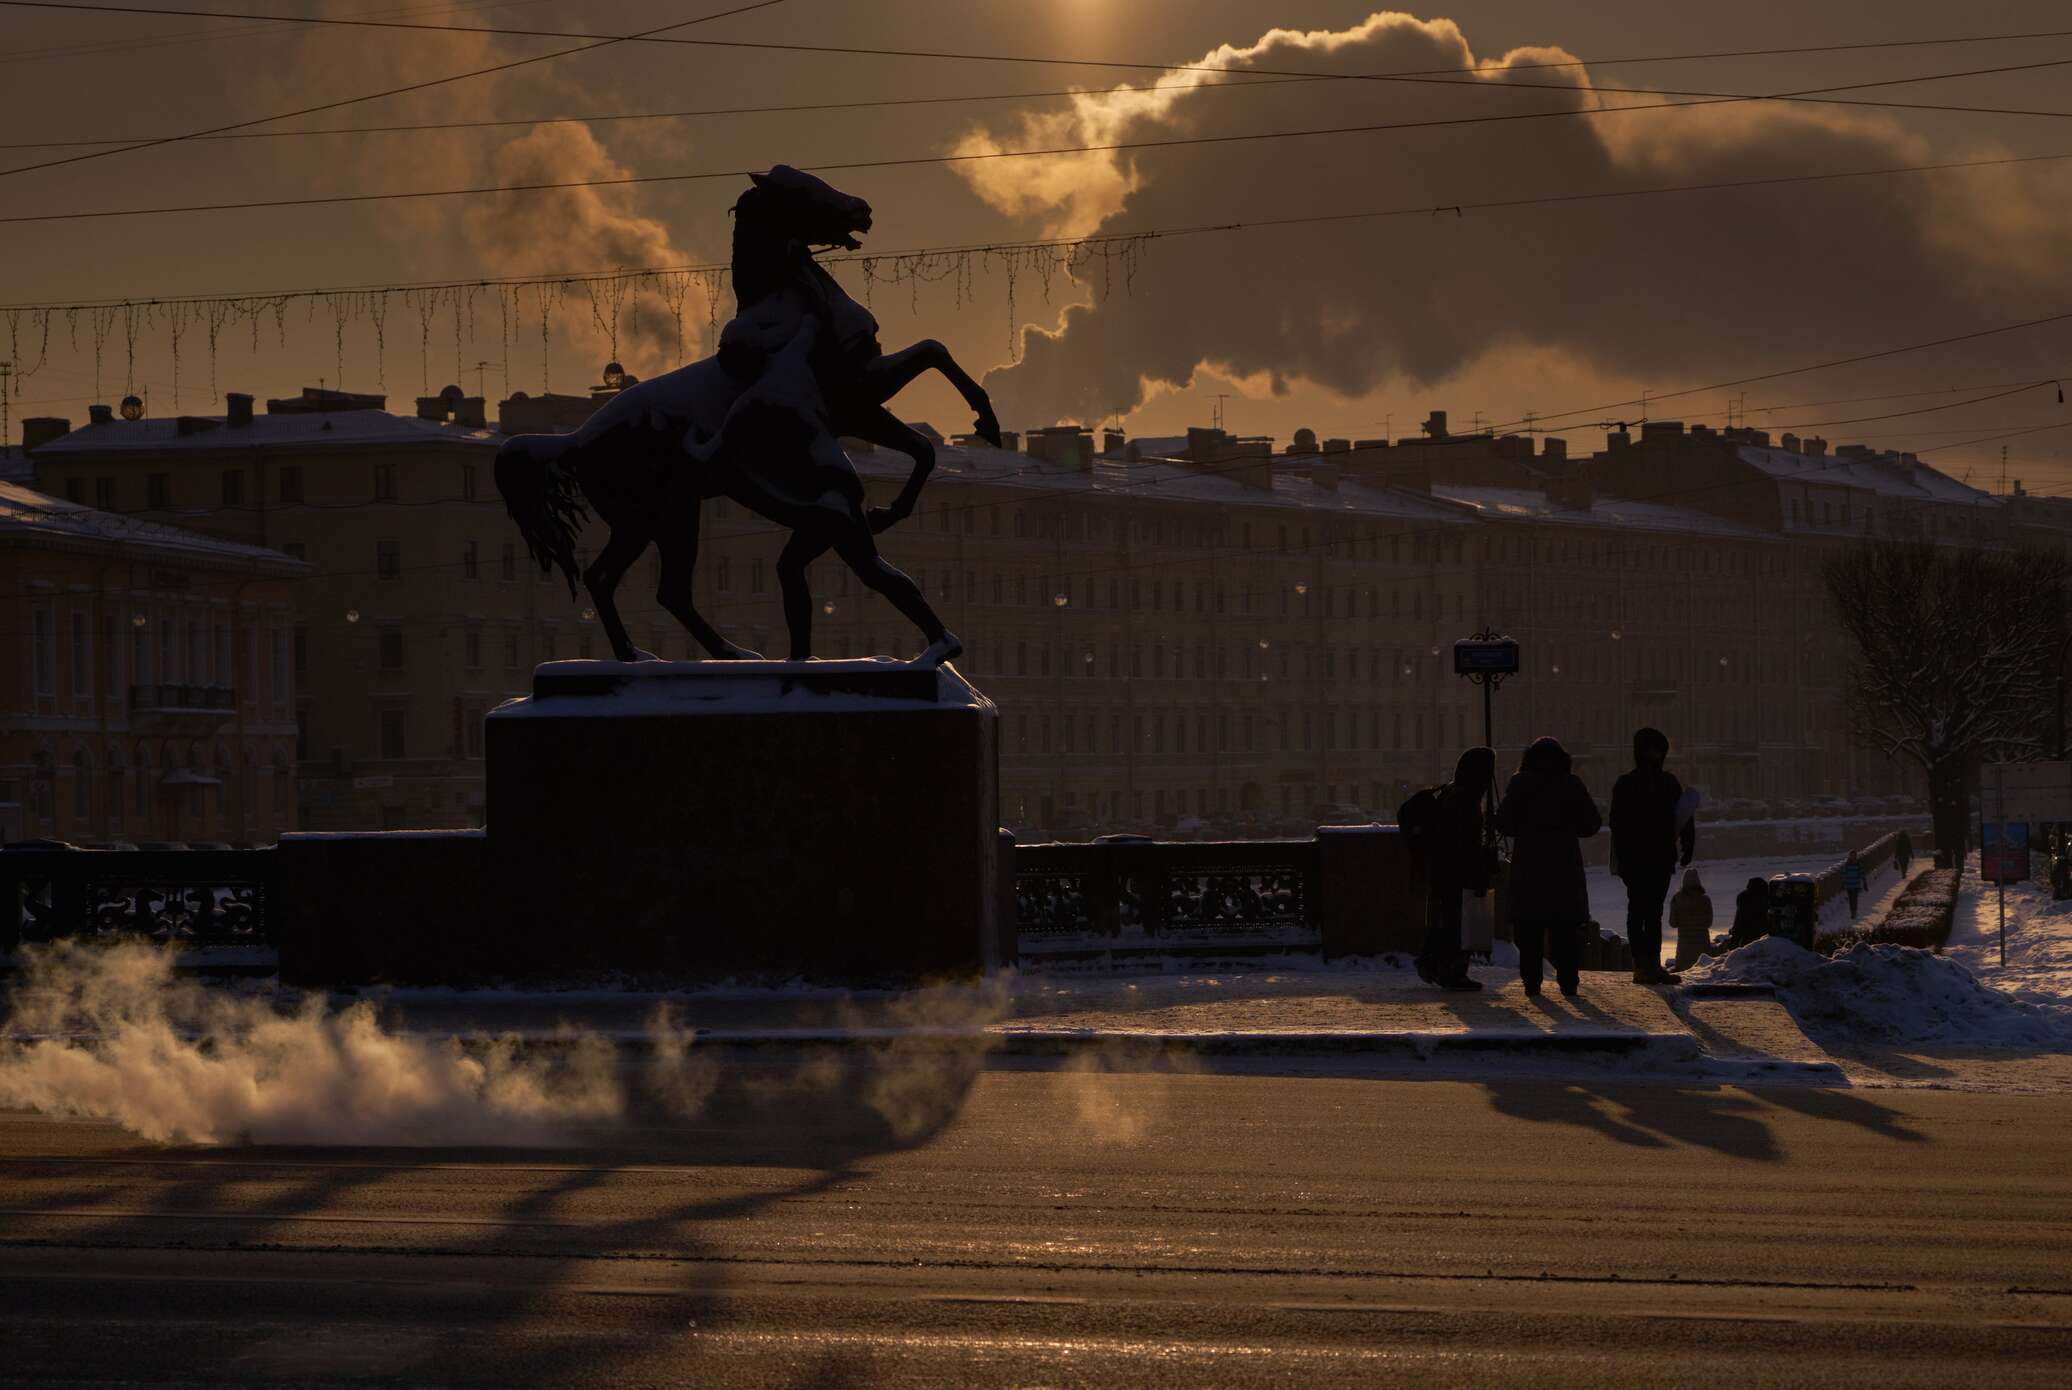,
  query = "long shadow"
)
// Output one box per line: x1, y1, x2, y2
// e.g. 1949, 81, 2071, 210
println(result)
0, 1038, 990, 1387
1482, 1080, 1784, 1160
